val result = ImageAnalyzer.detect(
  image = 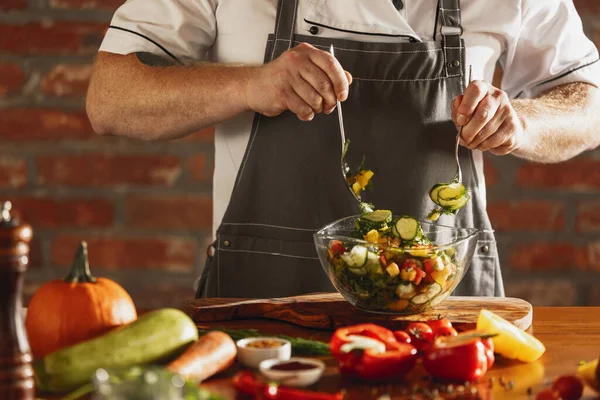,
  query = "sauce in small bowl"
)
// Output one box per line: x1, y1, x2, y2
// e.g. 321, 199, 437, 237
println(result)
259, 357, 325, 387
